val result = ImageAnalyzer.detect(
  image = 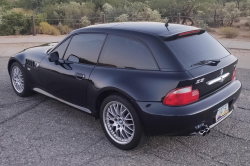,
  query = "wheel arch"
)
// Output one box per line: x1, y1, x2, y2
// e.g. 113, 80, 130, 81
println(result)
8, 57, 25, 75
94, 87, 148, 135
94, 87, 137, 118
